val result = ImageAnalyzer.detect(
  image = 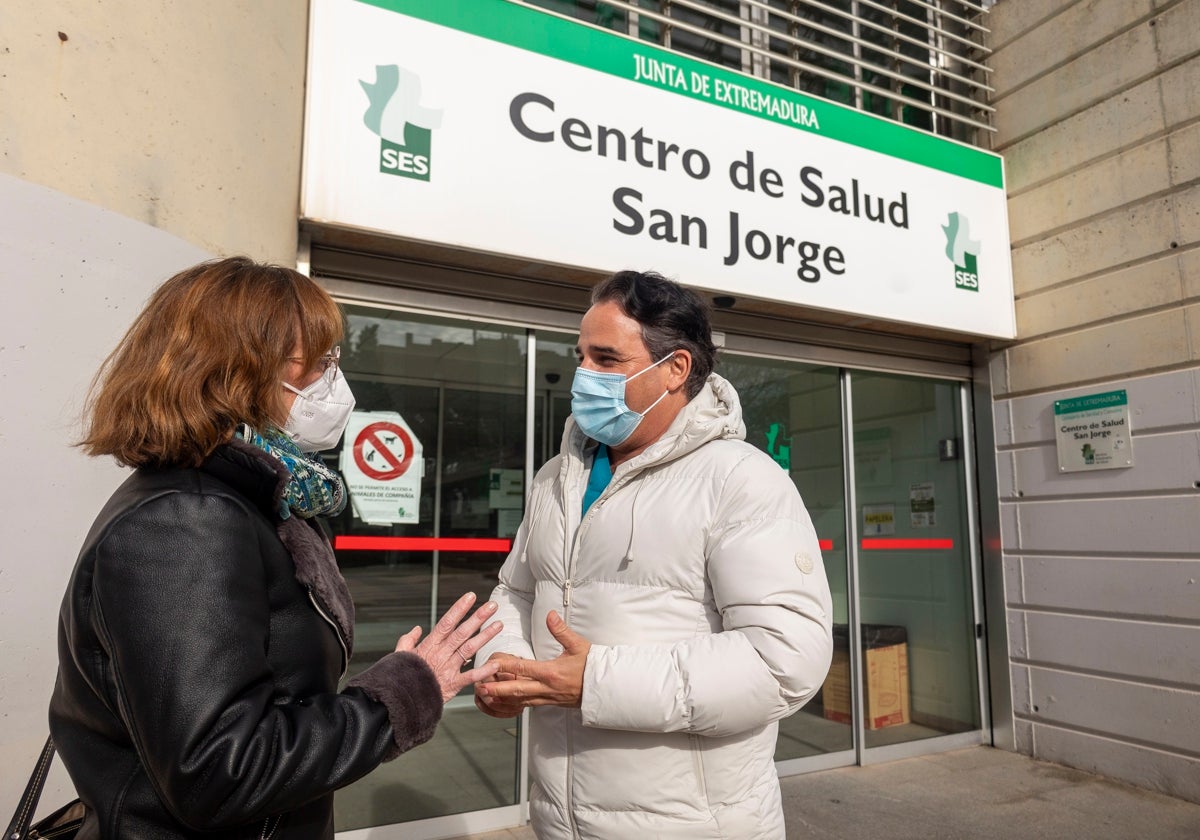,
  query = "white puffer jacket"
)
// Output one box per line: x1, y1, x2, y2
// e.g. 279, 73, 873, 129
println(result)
478, 374, 833, 839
